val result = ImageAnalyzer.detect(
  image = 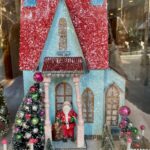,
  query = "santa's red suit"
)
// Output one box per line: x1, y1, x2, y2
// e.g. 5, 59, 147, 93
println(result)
56, 108, 77, 139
